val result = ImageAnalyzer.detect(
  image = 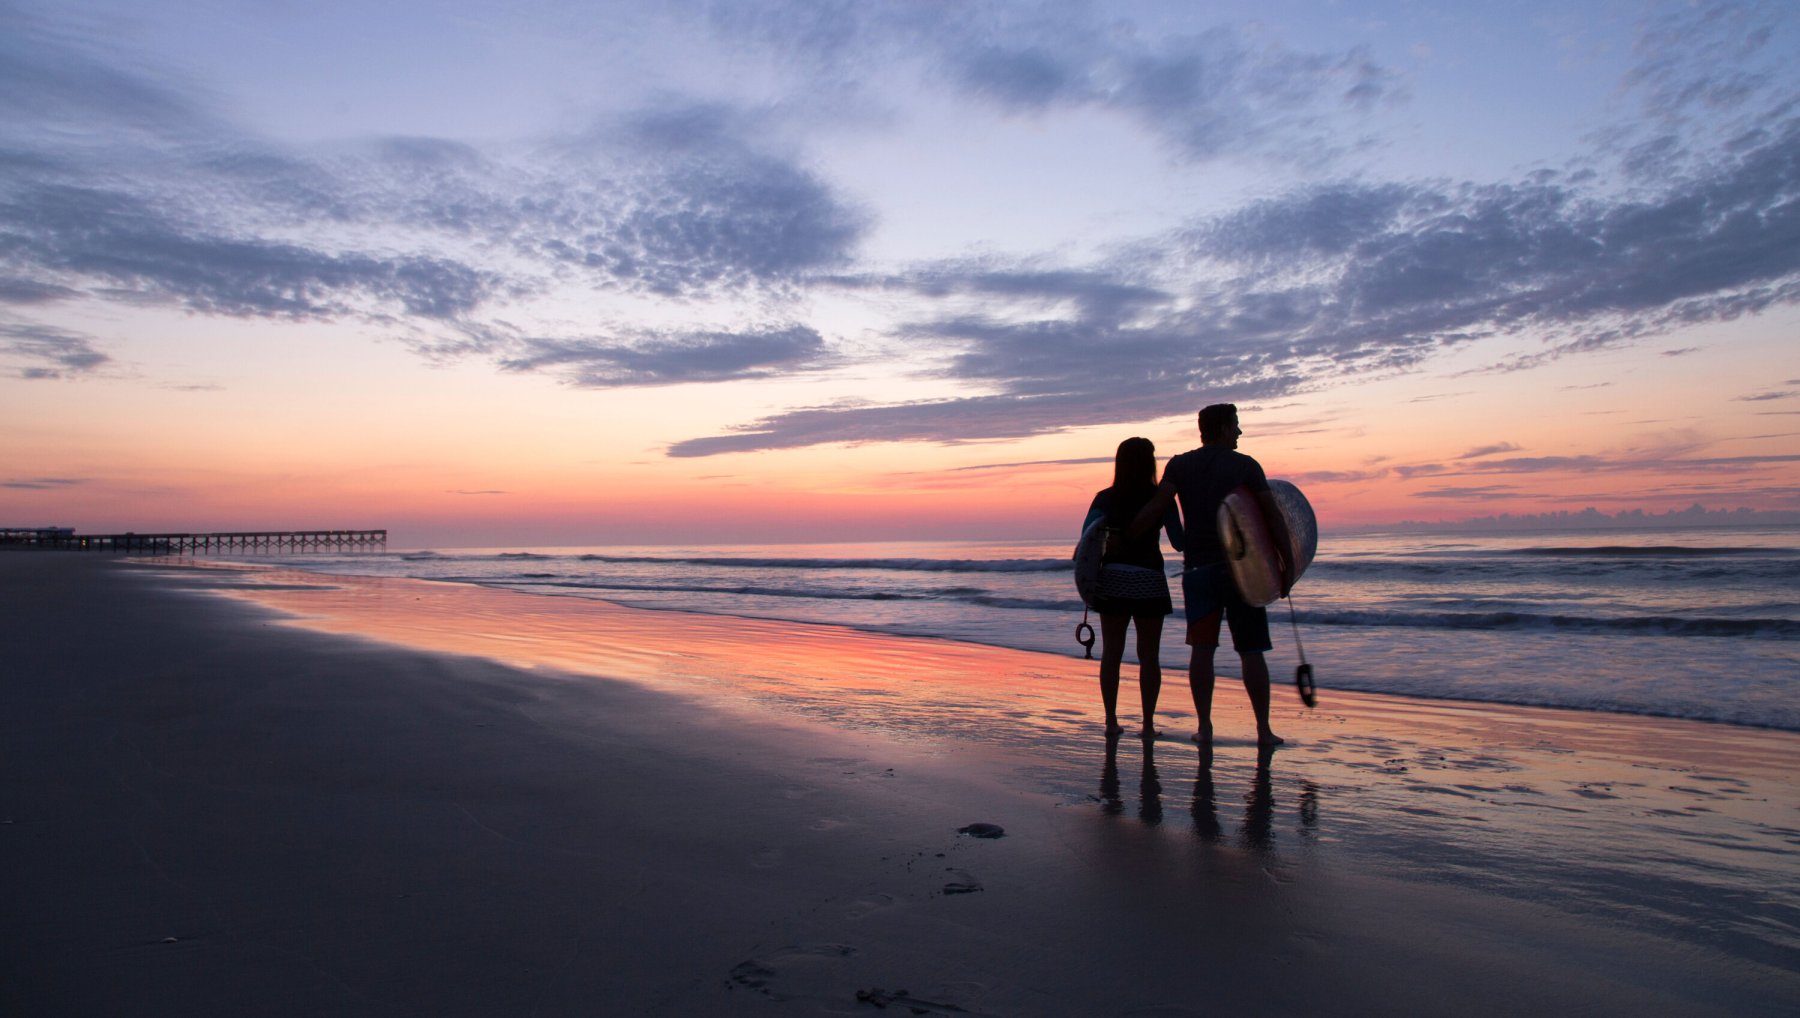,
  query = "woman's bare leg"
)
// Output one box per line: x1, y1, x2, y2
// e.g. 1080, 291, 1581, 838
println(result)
1098, 613, 1130, 735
